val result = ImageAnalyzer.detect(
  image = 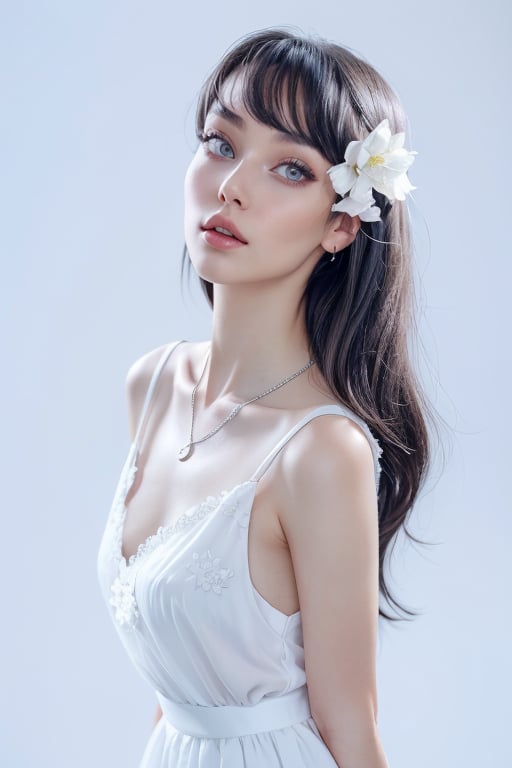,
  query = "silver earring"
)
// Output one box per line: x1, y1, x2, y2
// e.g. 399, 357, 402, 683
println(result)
330, 246, 336, 262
